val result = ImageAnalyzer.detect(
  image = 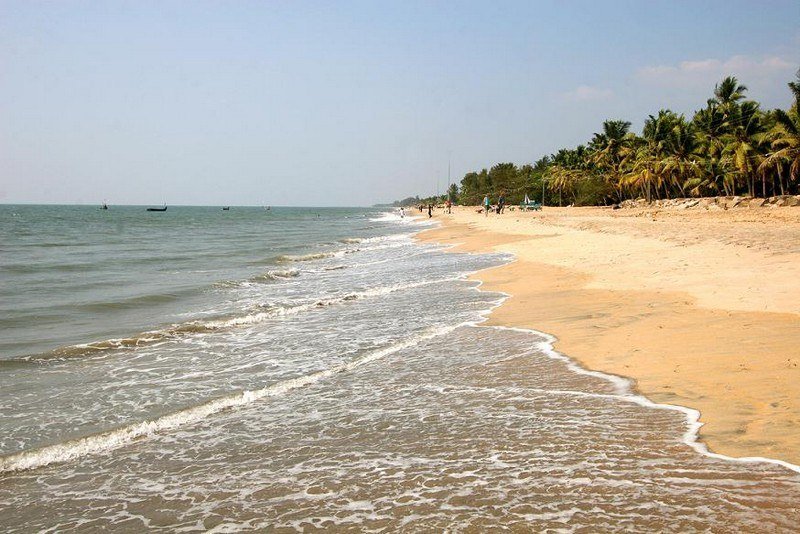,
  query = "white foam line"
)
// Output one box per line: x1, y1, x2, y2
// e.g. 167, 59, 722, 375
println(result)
55, 276, 464, 357
403, 218, 800, 477
0, 325, 459, 474
495, 304, 800, 478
